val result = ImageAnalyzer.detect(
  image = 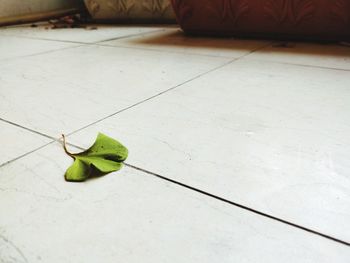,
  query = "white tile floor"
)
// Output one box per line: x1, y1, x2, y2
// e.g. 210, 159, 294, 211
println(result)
0, 23, 349, 262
